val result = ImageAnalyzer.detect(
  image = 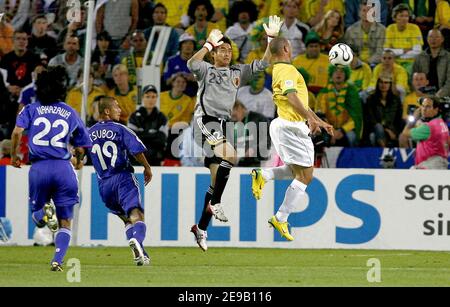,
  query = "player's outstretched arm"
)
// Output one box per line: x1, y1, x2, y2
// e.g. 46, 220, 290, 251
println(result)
262, 15, 283, 63
133, 152, 153, 186
10, 126, 24, 168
